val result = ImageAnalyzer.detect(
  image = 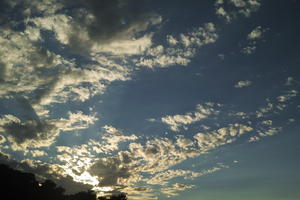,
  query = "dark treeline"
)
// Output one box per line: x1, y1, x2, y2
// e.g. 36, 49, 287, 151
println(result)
0, 164, 127, 200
